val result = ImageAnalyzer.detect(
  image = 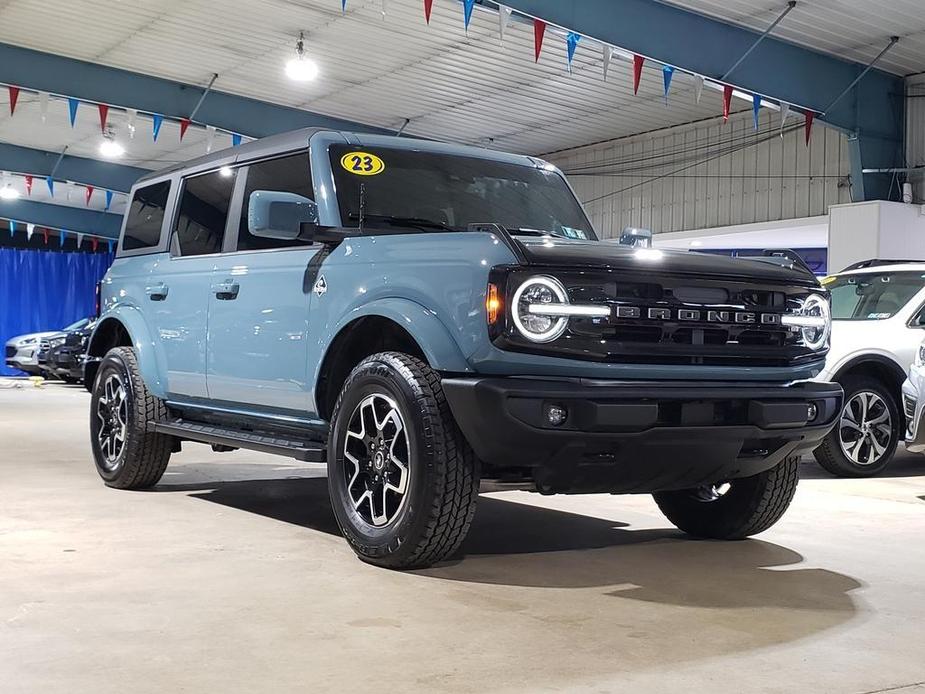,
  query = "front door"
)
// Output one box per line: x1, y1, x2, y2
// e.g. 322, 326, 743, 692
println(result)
206, 152, 320, 412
